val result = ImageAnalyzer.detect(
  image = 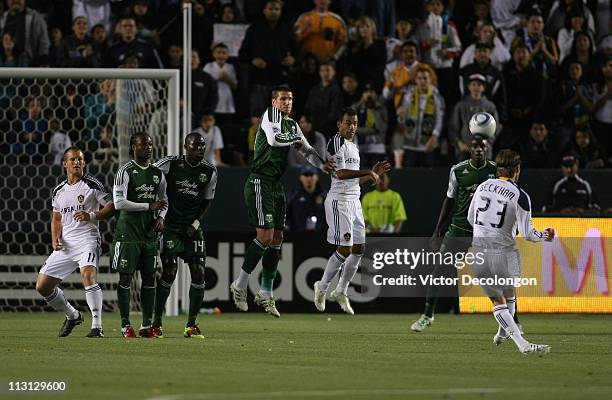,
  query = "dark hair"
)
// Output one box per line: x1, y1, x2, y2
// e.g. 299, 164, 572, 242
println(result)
129, 132, 149, 157
63, 145, 84, 160
495, 149, 521, 178
319, 60, 336, 69
299, 114, 313, 123
212, 42, 229, 51
185, 131, 205, 144
271, 85, 292, 99
570, 30, 594, 55
338, 107, 357, 121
